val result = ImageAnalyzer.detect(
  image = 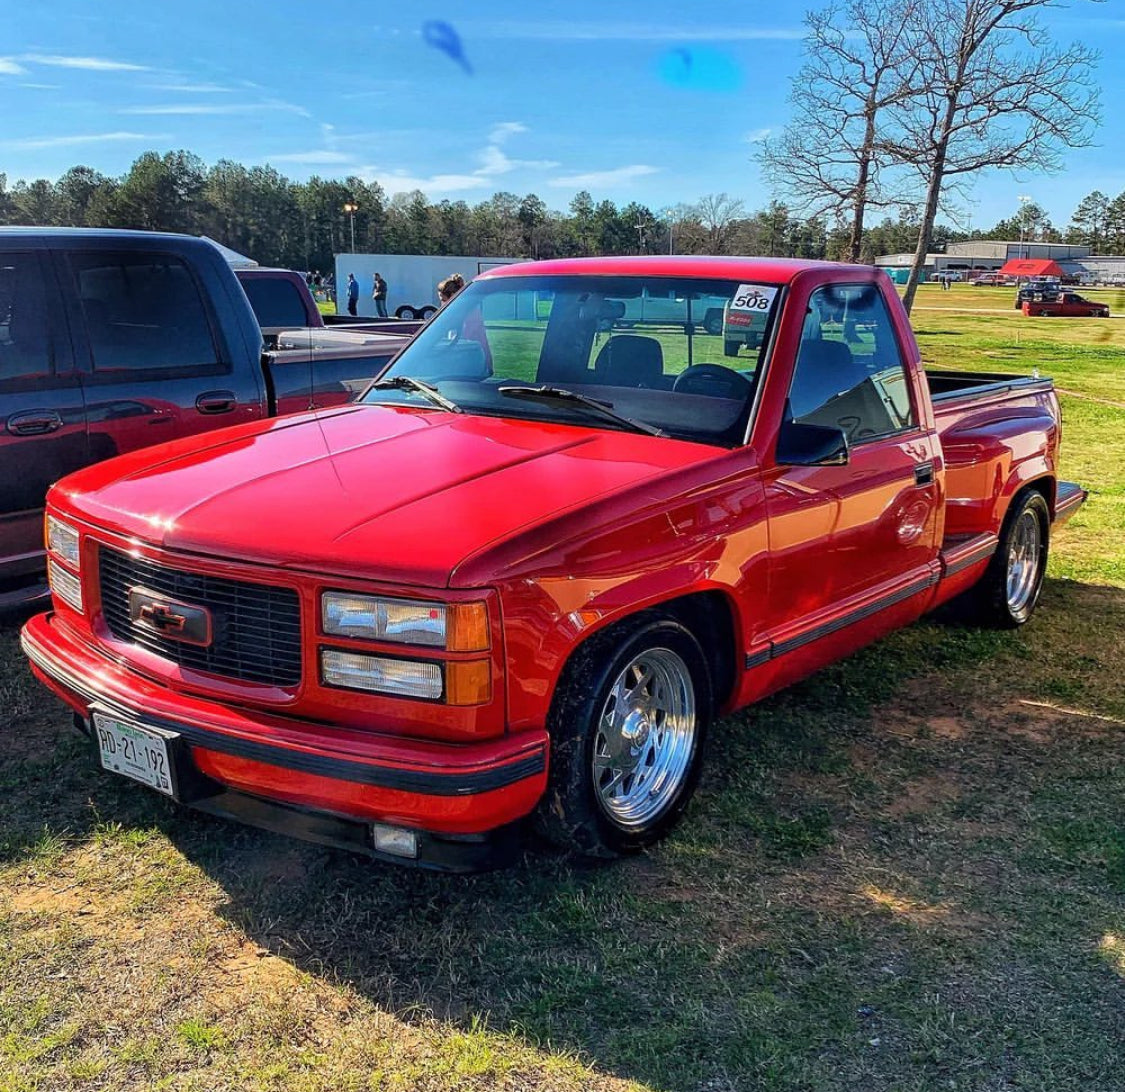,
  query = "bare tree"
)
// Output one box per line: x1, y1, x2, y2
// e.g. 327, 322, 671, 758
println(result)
892, 0, 1100, 313
694, 193, 746, 253
757, 0, 924, 262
